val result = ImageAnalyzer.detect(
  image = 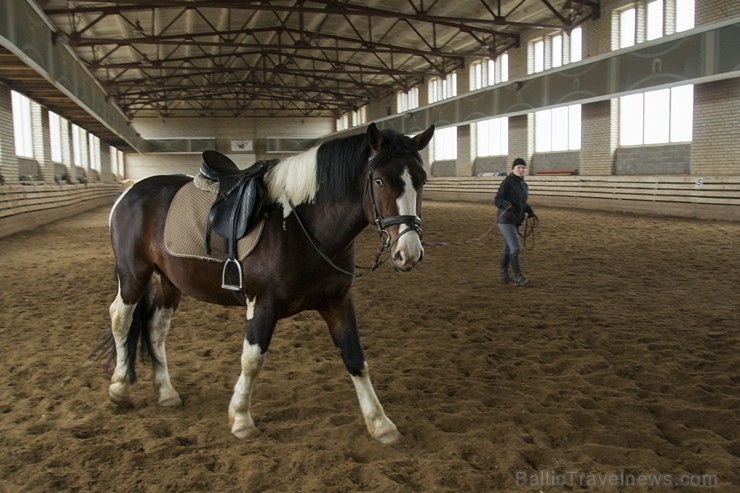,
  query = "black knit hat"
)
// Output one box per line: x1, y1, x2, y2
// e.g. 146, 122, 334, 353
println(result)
512, 158, 527, 168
